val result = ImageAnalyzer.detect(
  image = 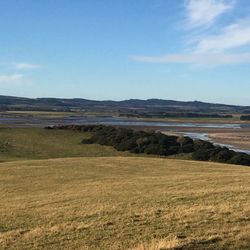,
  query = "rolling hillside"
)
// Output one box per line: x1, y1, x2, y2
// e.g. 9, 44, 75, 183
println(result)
0, 156, 249, 249
1, 95, 250, 113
